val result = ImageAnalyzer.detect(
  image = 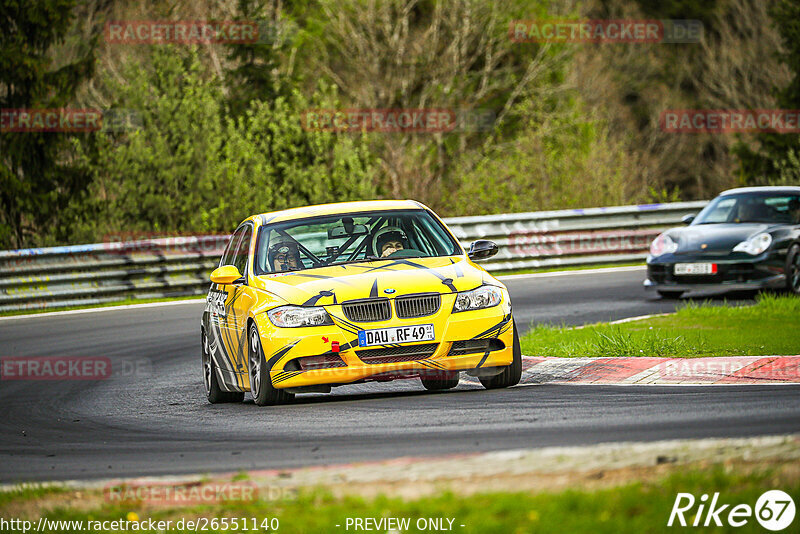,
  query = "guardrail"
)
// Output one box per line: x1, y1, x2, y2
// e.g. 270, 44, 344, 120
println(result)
0, 200, 707, 312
